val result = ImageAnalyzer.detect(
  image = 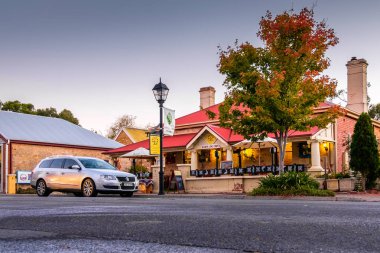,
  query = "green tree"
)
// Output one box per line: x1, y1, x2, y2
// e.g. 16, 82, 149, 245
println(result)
212, 8, 339, 174
59, 109, 80, 125
0, 100, 35, 114
368, 103, 380, 120
107, 114, 136, 139
350, 113, 380, 190
36, 107, 59, 118
0, 100, 80, 125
